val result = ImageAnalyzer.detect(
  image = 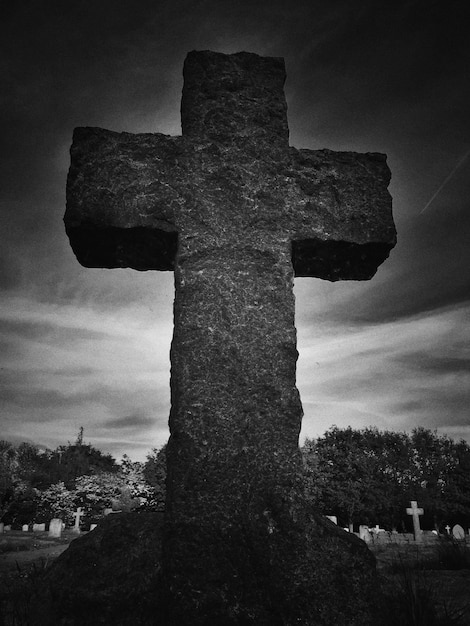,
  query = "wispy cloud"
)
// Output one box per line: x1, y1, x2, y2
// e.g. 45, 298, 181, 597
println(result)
0, 293, 172, 458
298, 303, 470, 442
